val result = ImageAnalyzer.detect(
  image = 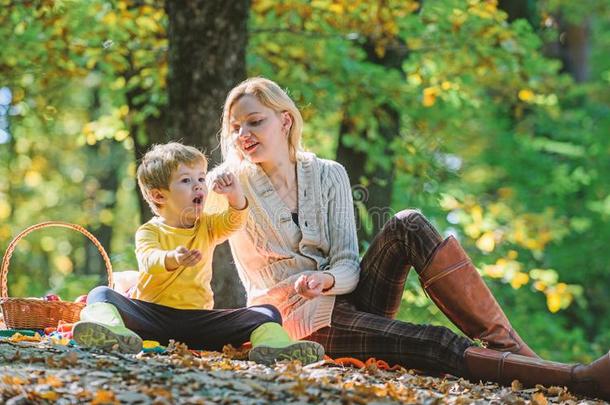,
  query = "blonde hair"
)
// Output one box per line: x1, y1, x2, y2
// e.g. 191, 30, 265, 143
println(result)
136, 142, 207, 214
220, 77, 304, 165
